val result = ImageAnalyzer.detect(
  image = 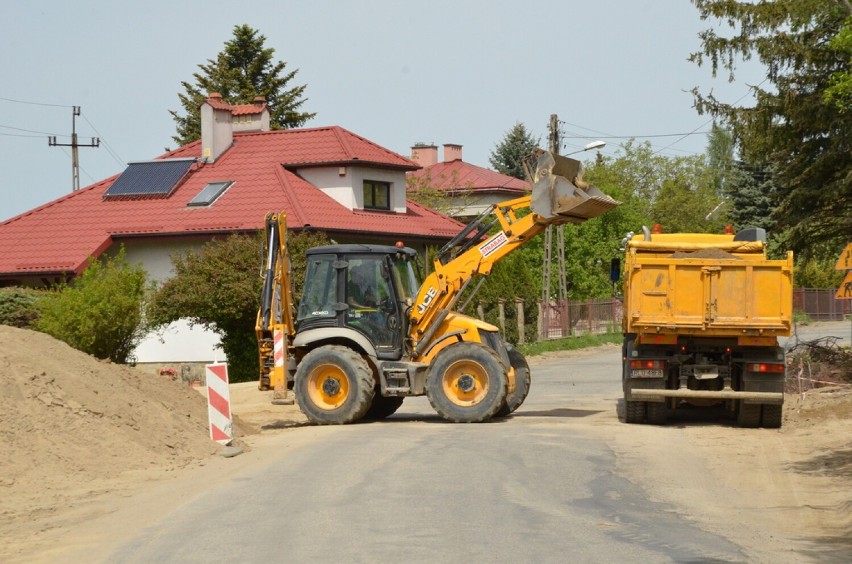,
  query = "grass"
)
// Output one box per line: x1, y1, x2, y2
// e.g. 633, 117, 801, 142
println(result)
518, 332, 622, 357
792, 310, 812, 325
